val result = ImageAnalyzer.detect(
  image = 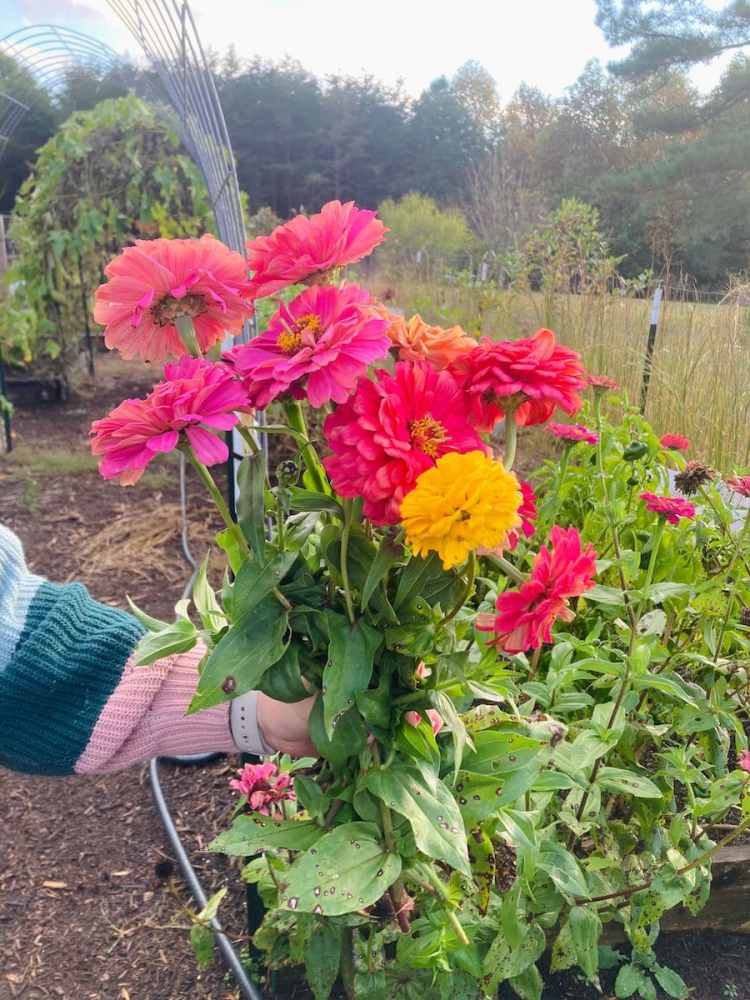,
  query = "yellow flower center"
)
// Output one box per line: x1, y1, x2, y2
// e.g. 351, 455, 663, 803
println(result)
410, 416, 448, 458
276, 313, 321, 354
